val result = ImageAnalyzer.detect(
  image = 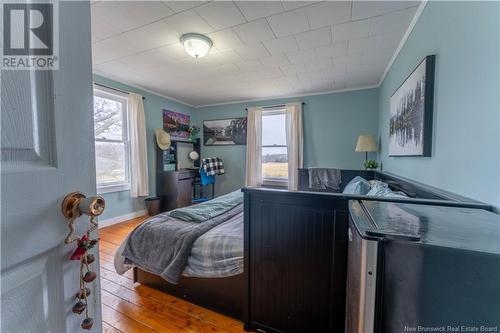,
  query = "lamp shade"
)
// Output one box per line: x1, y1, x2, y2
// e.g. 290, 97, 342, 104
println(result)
355, 134, 377, 152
